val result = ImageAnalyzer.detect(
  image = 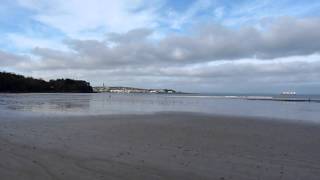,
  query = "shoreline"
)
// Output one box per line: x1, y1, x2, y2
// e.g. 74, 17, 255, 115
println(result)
1, 112, 320, 179
170, 94, 320, 103
2, 111, 319, 126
